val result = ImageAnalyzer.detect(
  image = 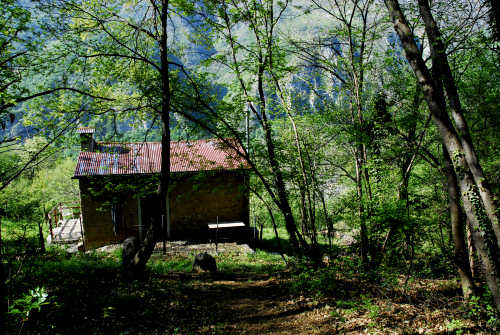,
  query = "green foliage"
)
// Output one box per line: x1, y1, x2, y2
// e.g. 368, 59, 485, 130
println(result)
1, 219, 40, 256
446, 319, 466, 334
0, 154, 78, 220
0, 0, 32, 112
288, 264, 337, 298
466, 292, 500, 331
0, 151, 21, 184
8, 287, 52, 321
217, 250, 285, 274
